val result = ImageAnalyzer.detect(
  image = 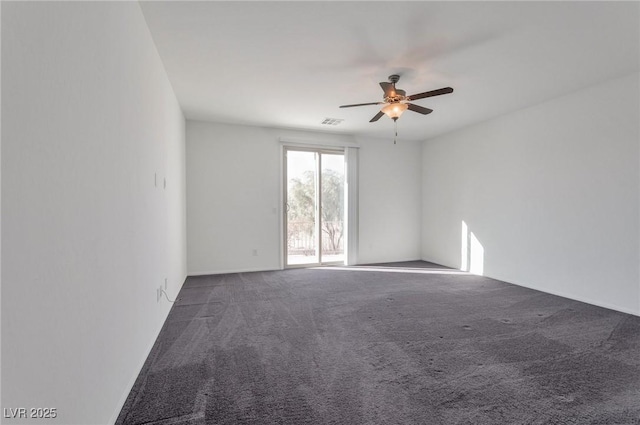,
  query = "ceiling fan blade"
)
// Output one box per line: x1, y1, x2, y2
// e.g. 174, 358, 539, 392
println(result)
407, 87, 454, 101
407, 103, 433, 115
369, 111, 385, 122
339, 102, 383, 108
380, 82, 396, 97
